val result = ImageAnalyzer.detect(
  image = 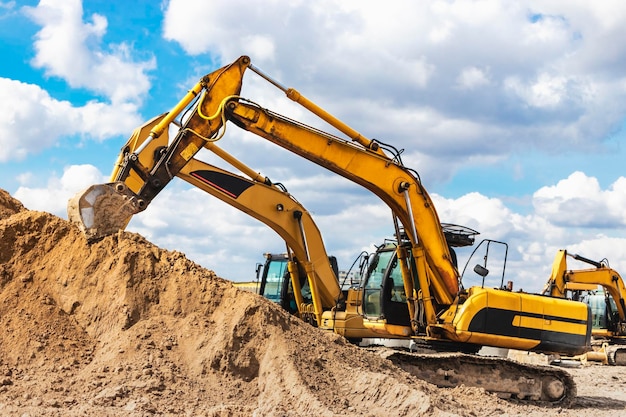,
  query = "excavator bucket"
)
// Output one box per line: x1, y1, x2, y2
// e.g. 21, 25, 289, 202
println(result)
67, 182, 142, 242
